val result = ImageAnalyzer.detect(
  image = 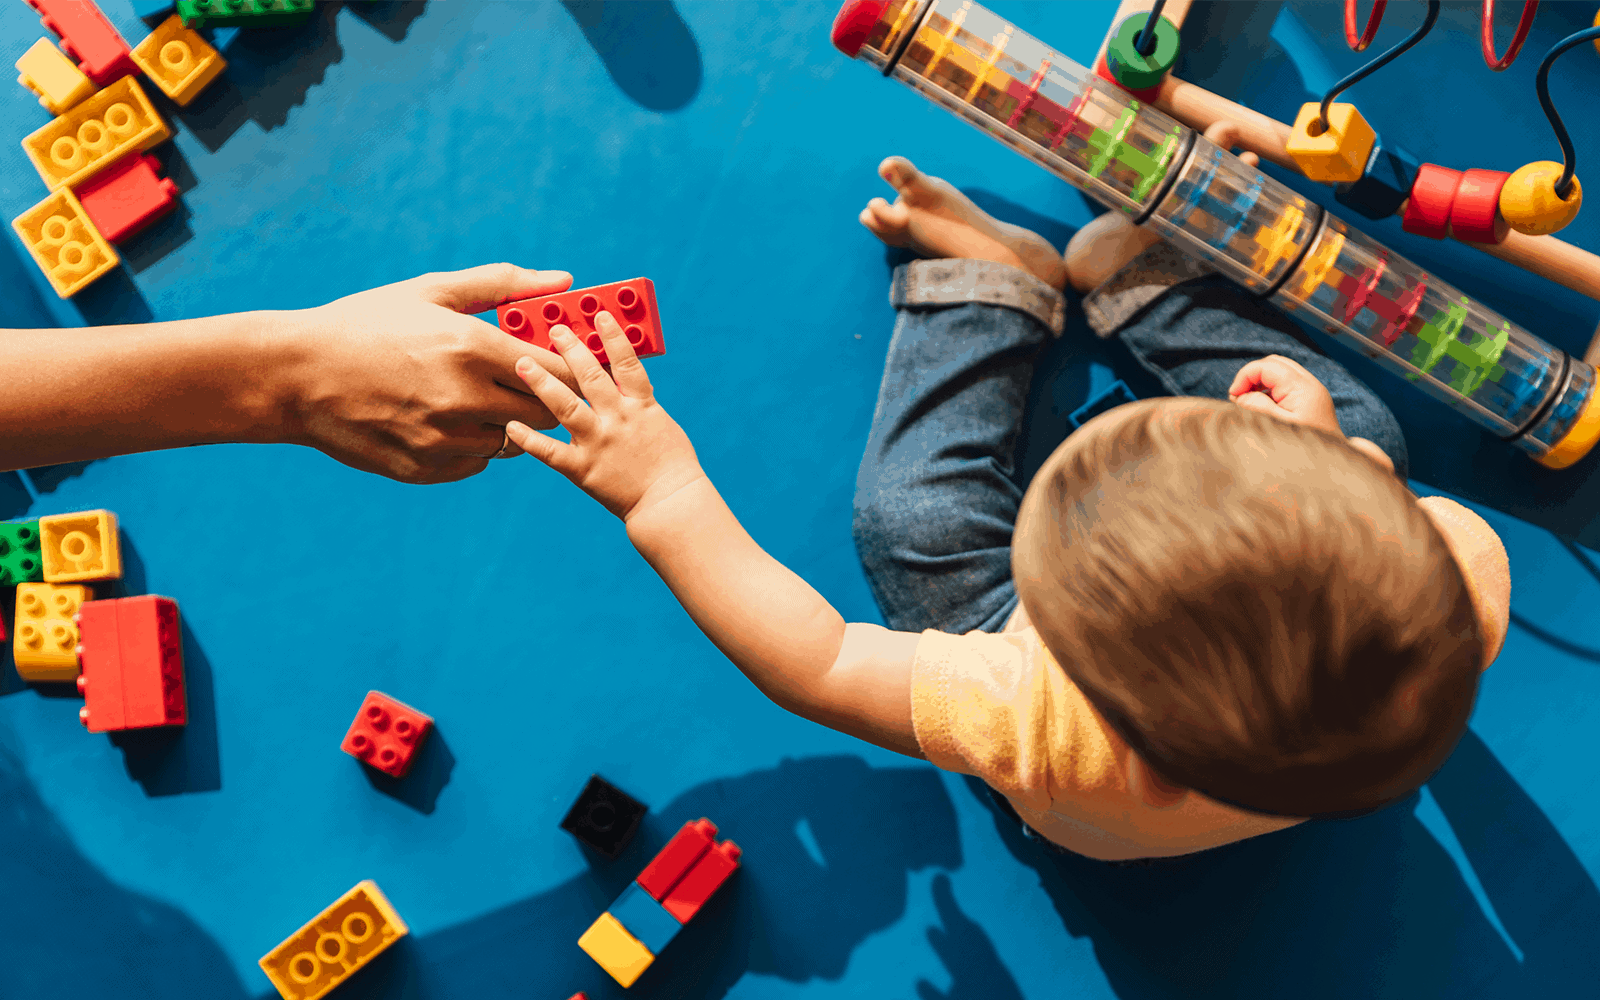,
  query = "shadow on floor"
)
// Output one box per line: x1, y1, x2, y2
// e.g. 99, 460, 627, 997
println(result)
561, 1, 702, 112
968, 729, 1600, 999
